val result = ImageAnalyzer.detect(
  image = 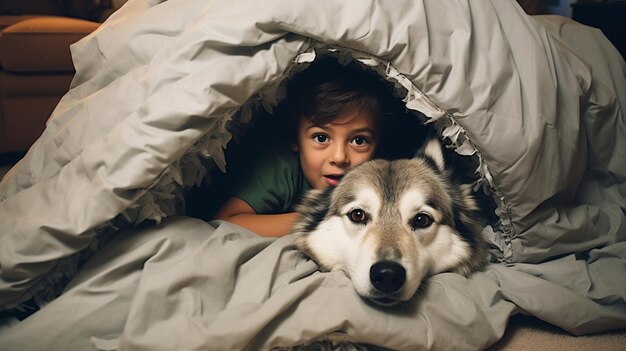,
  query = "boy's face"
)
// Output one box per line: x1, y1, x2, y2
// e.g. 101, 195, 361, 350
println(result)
292, 109, 378, 189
